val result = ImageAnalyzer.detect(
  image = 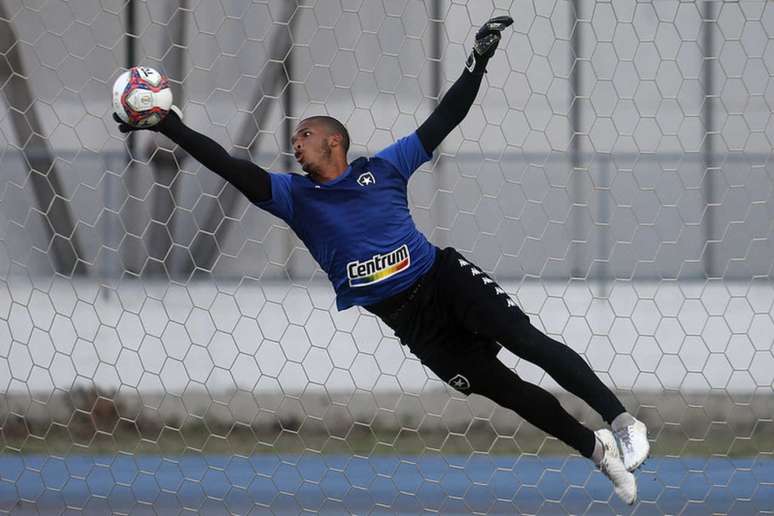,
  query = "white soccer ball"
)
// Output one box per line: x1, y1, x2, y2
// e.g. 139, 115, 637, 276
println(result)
112, 66, 173, 128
